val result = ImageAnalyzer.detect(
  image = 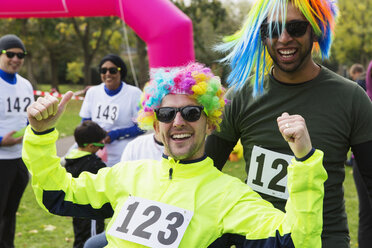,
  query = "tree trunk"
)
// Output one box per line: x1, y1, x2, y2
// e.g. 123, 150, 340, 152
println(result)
25, 56, 38, 89
49, 51, 60, 92
136, 34, 148, 89
20, 18, 38, 89
83, 54, 92, 85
